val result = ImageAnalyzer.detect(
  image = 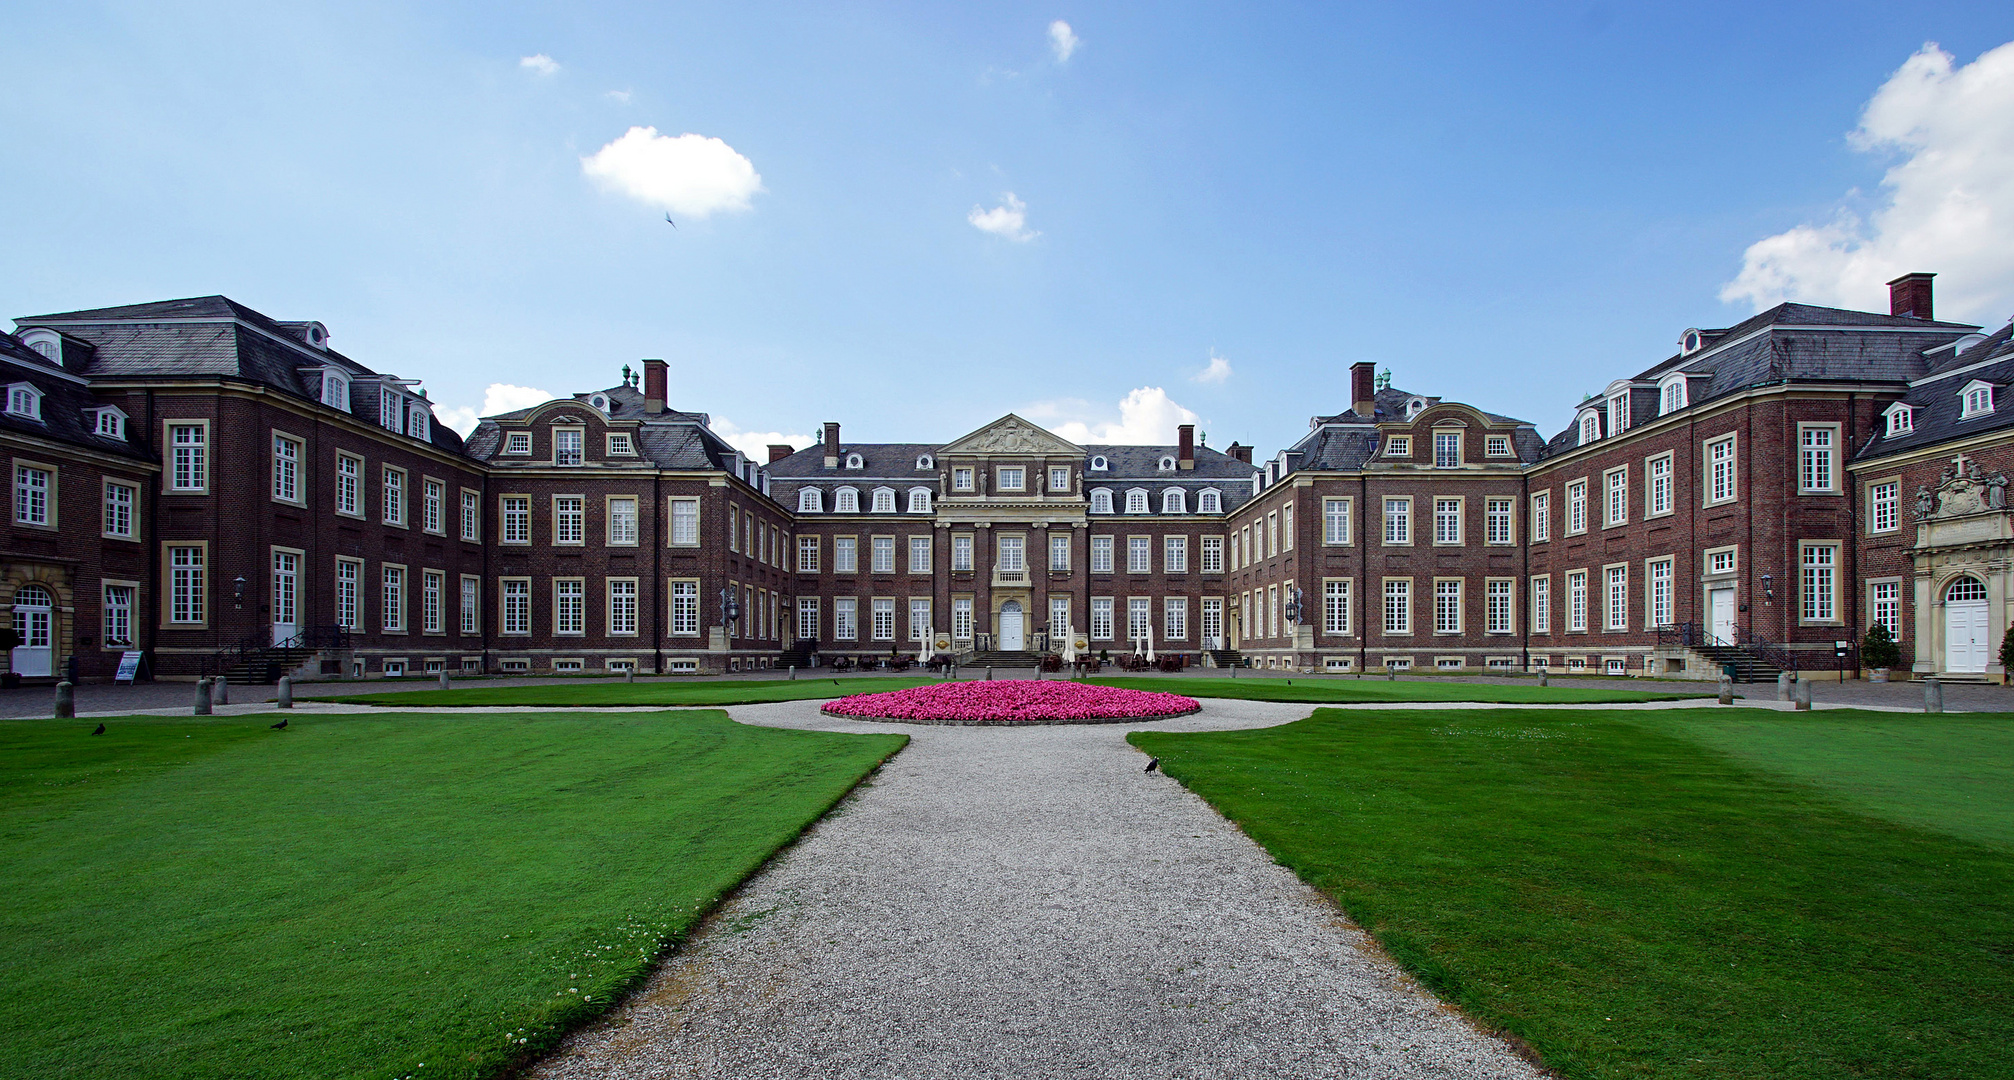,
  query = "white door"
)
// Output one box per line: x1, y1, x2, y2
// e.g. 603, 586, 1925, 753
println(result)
1708, 587, 1735, 646
10, 584, 52, 677
272, 551, 298, 646
999, 601, 1024, 651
